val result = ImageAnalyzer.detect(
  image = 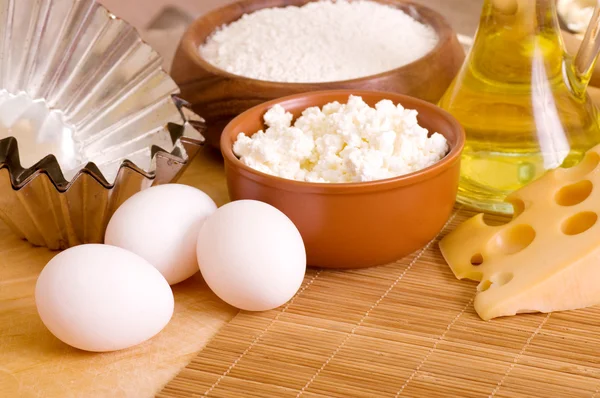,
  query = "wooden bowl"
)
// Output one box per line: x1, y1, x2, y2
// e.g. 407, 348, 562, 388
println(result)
221, 90, 465, 269
171, 0, 465, 149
